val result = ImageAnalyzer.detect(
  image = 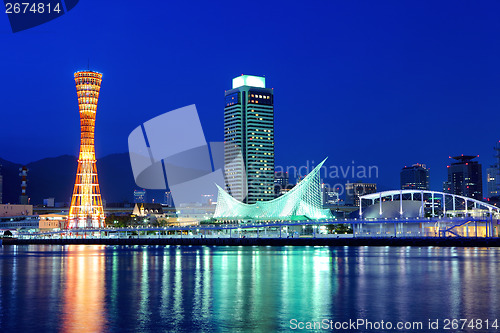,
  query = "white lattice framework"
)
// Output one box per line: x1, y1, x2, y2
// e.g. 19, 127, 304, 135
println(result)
214, 158, 332, 220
